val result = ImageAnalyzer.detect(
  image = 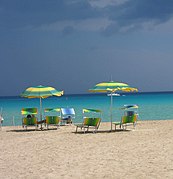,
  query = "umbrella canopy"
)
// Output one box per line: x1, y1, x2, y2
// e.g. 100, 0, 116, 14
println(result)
21, 85, 63, 98
21, 85, 63, 125
89, 81, 138, 131
121, 104, 139, 110
89, 81, 137, 93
